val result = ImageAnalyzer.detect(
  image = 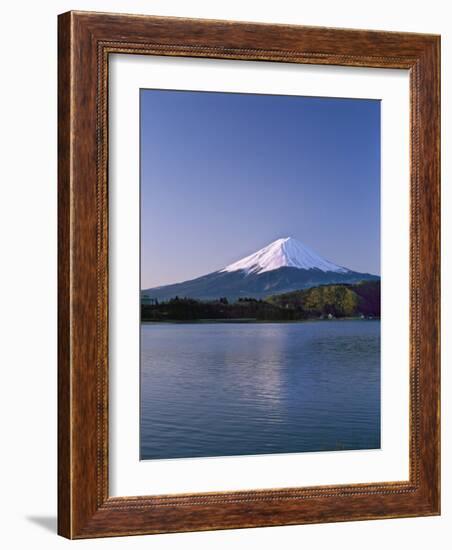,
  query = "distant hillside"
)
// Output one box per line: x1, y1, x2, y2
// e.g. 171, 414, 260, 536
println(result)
267, 280, 380, 318
141, 280, 380, 322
